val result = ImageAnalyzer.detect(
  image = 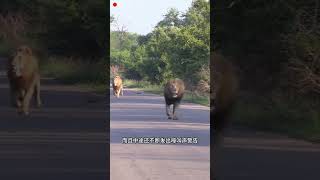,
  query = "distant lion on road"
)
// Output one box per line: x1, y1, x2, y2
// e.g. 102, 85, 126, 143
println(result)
112, 75, 123, 98
164, 78, 185, 120
7, 45, 42, 115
